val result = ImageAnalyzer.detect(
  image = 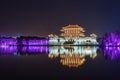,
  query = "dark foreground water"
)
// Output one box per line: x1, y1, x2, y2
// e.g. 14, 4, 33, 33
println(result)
0, 46, 120, 80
